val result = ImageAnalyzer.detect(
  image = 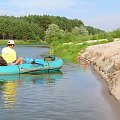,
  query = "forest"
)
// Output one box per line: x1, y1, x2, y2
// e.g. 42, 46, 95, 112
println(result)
0, 15, 104, 41
0, 15, 120, 47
